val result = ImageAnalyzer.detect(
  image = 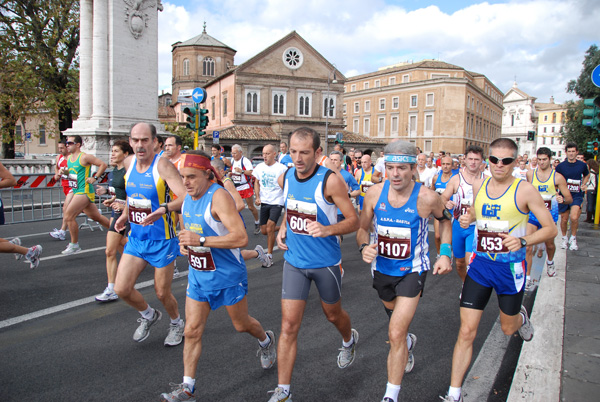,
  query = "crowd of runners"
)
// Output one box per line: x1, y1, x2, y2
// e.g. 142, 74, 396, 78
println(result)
1, 123, 596, 402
